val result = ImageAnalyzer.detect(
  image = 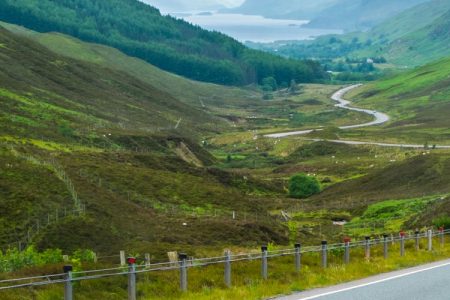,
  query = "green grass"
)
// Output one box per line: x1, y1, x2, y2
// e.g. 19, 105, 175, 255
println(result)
1, 12, 450, 288
344, 195, 445, 236
0, 21, 258, 109
342, 56, 450, 144
1, 239, 450, 299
